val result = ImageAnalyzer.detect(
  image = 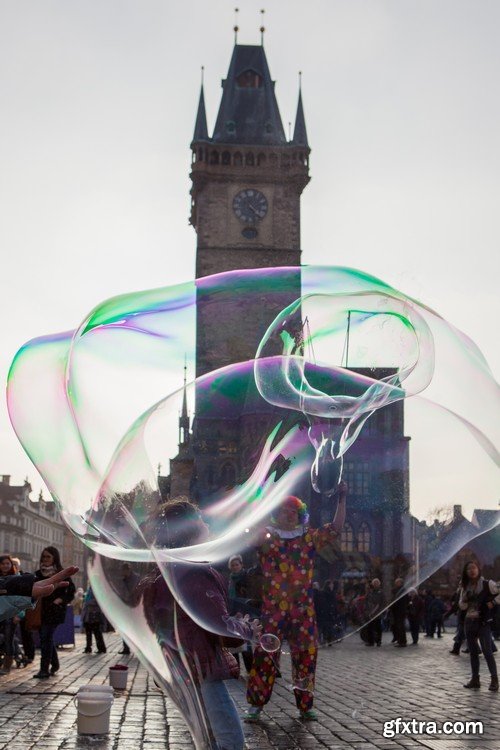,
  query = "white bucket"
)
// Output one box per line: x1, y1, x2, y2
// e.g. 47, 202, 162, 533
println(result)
109, 666, 128, 690
76, 692, 113, 735
78, 685, 114, 695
